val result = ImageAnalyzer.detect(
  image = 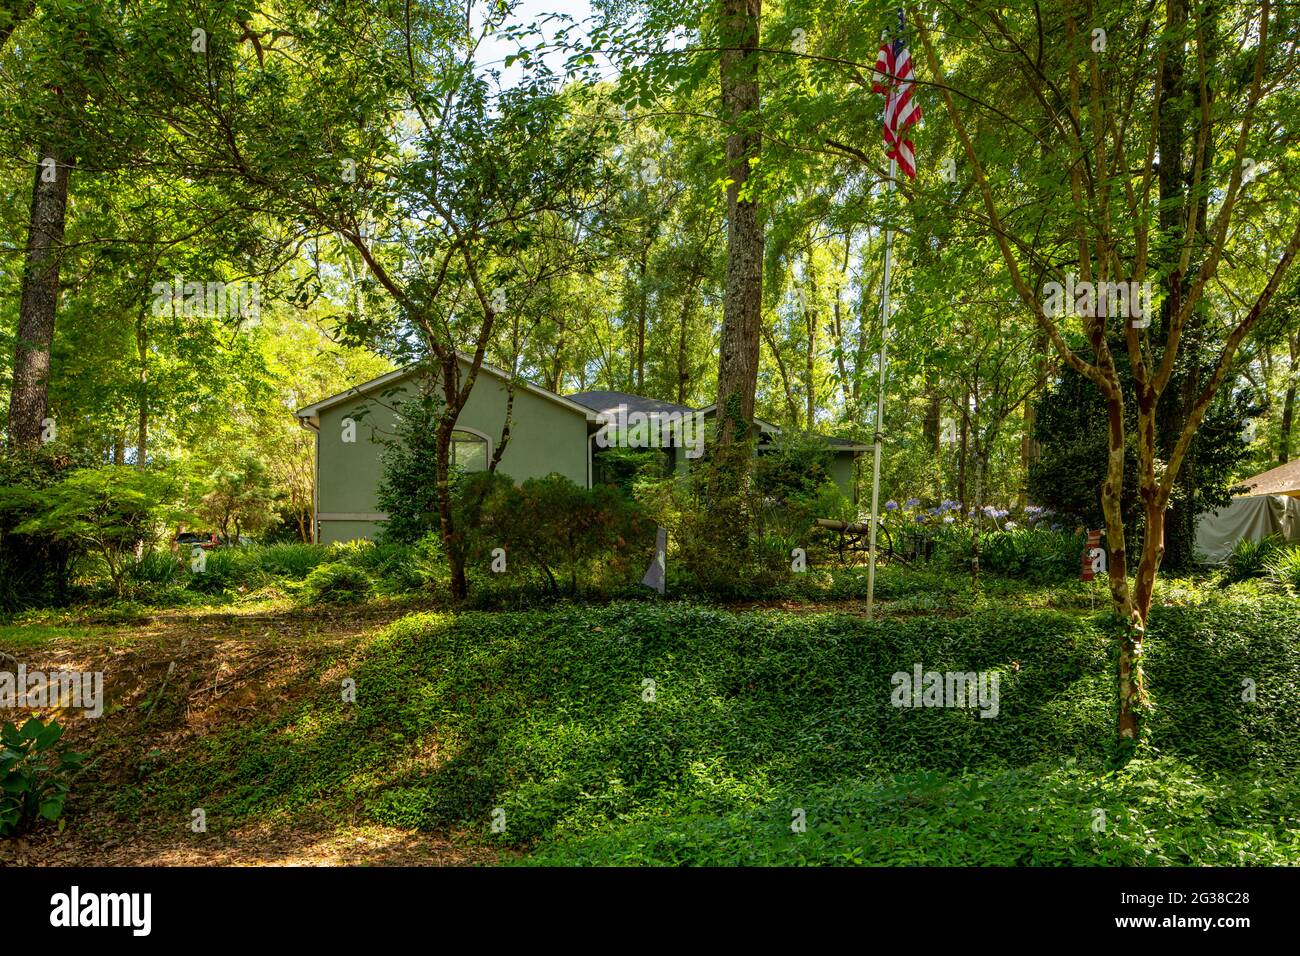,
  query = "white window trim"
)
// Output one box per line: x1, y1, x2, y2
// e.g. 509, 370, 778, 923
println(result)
450, 425, 493, 472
